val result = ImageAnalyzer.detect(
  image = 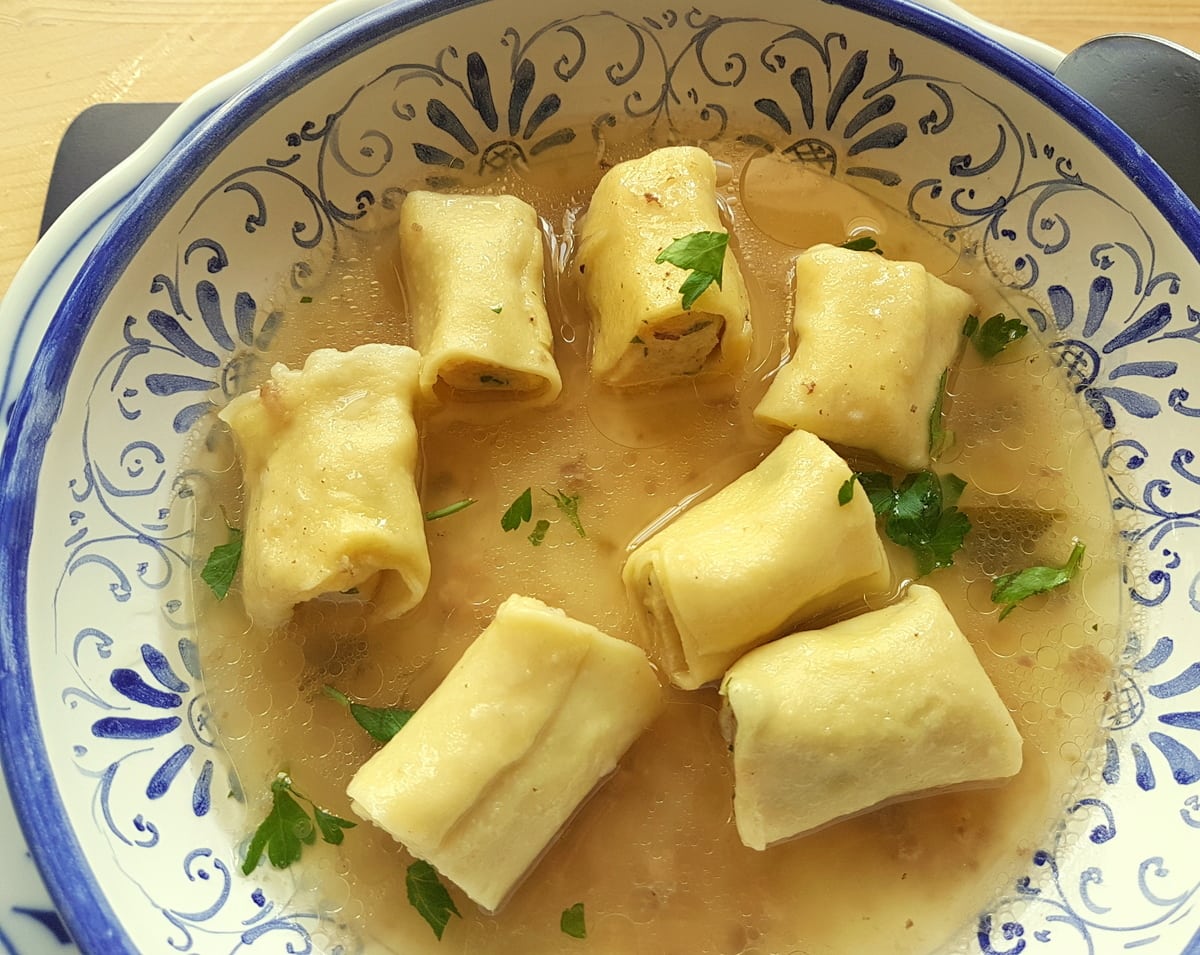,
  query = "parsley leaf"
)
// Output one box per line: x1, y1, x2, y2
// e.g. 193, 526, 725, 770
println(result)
501, 487, 533, 531
529, 519, 551, 546
972, 312, 1028, 359
545, 488, 586, 537
992, 540, 1086, 620
324, 685, 414, 743
962, 313, 979, 337
313, 805, 356, 845
489, 304, 503, 314
655, 231, 730, 310
241, 773, 356, 875
424, 498, 476, 521
837, 477, 855, 506
407, 859, 461, 940
929, 368, 951, 459
840, 235, 884, 255
561, 902, 587, 939
856, 470, 972, 576
201, 523, 243, 600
